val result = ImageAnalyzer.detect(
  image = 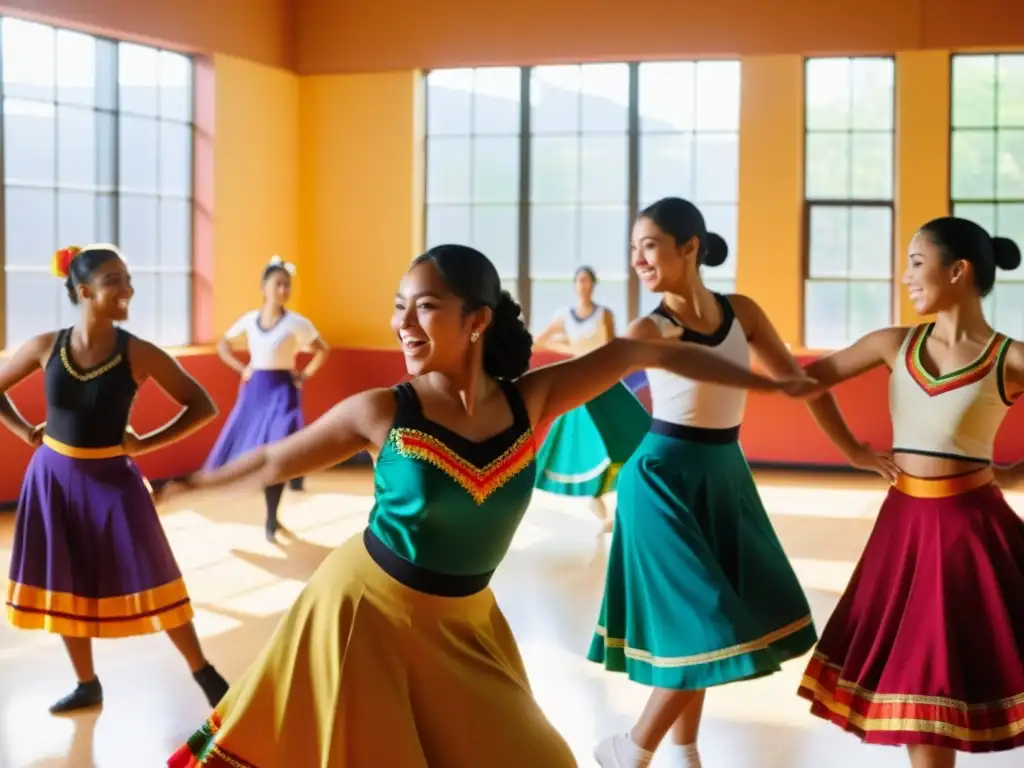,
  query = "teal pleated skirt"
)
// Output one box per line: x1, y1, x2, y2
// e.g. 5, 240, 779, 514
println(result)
587, 426, 817, 689
534, 382, 651, 498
